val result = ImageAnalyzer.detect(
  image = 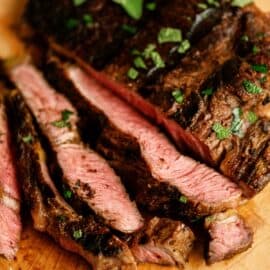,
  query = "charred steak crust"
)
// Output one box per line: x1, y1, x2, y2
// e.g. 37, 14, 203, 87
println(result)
5, 90, 138, 269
